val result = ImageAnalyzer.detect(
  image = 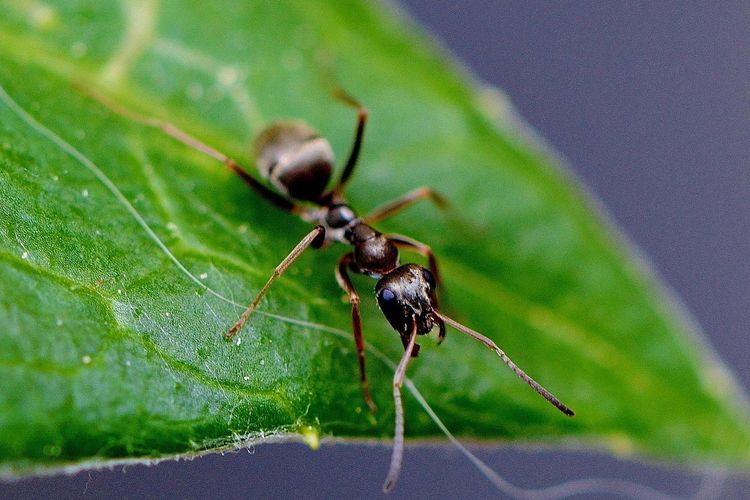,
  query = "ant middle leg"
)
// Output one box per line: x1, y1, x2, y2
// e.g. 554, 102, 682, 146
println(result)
363, 186, 448, 225
335, 253, 378, 413
225, 225, 326, 340
79, 84, 301, 213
